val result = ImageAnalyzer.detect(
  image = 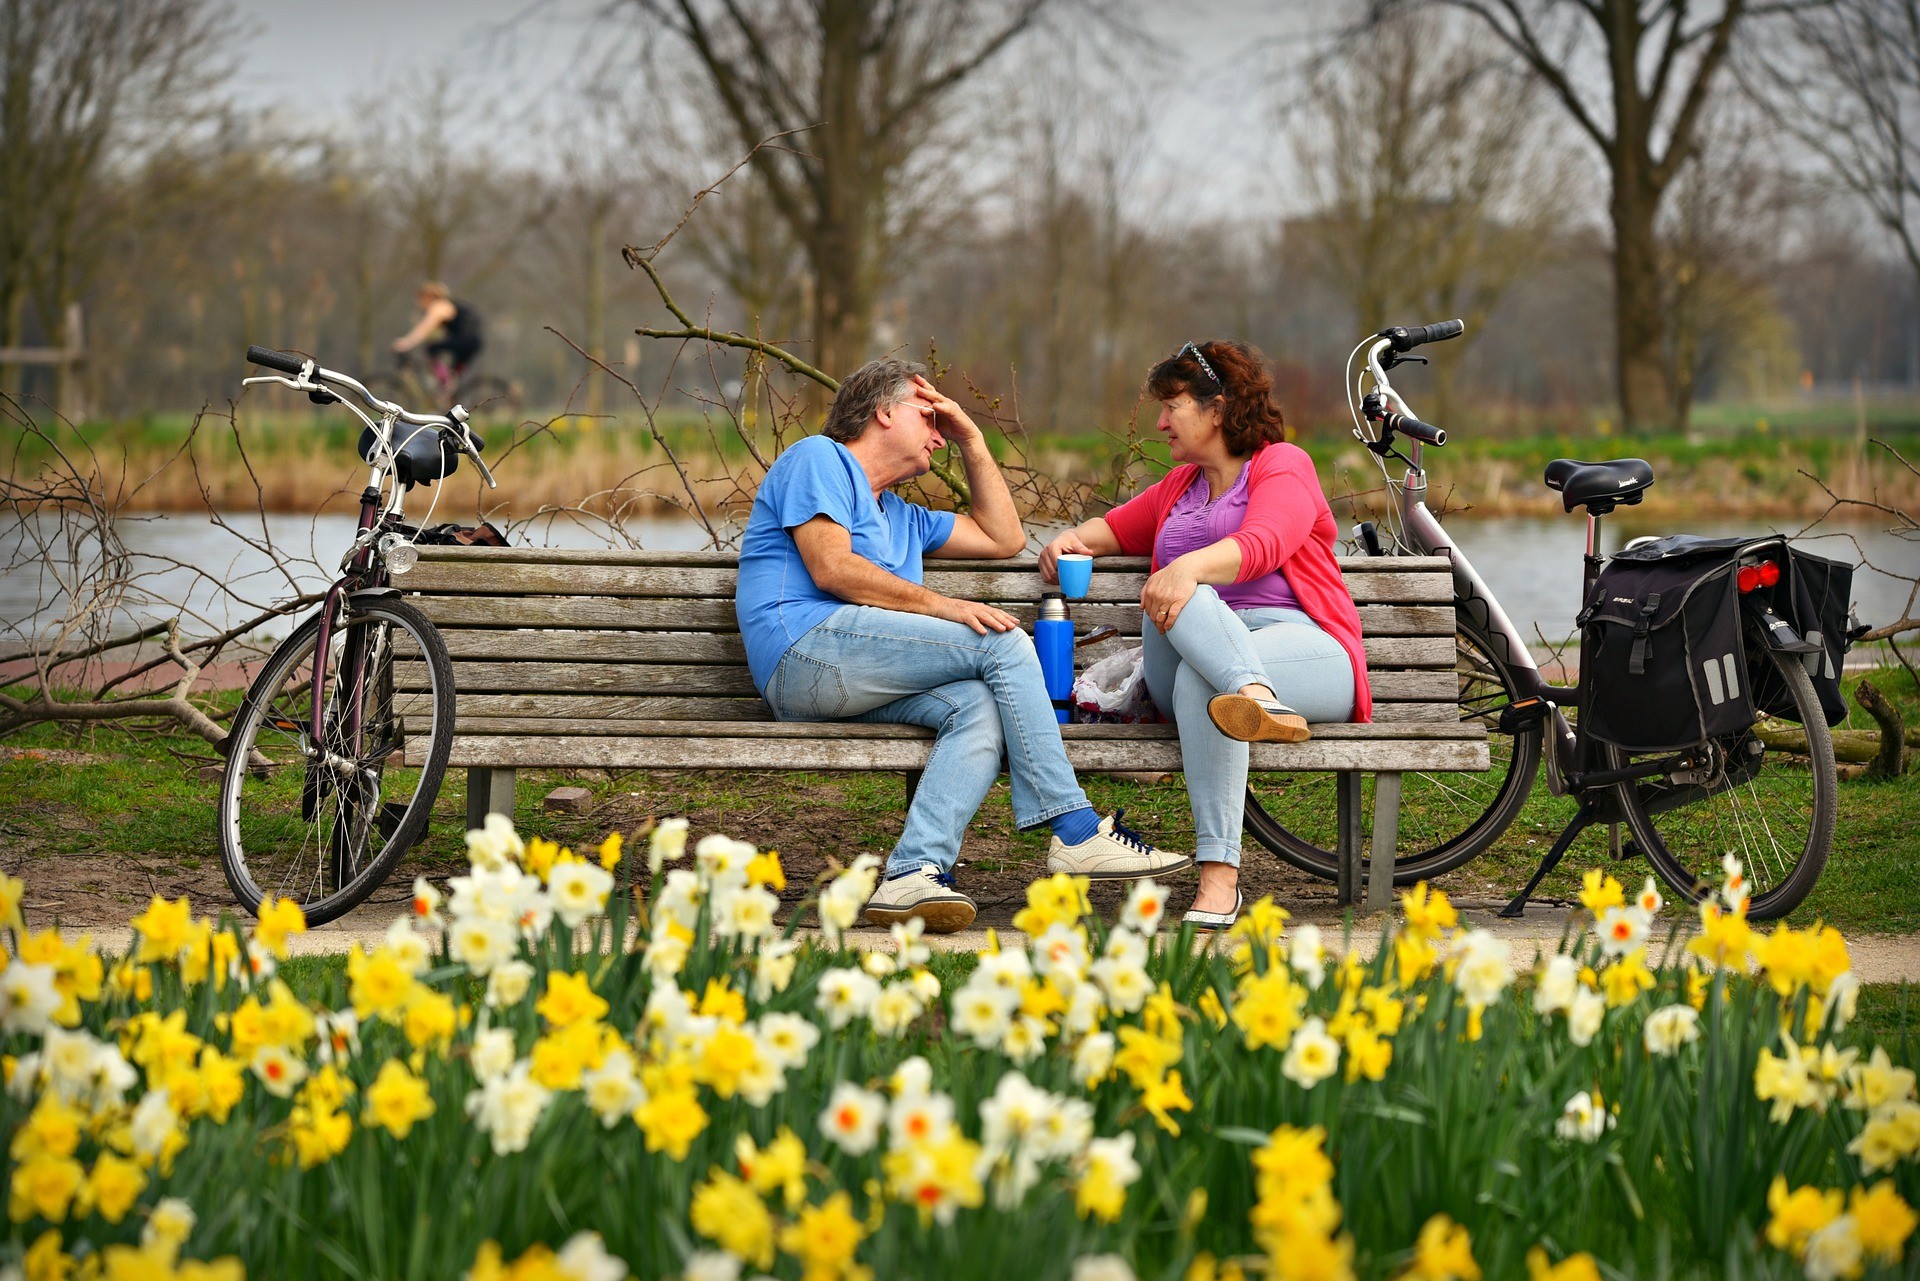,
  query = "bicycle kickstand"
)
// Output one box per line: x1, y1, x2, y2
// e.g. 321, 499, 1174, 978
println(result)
1499, 797, 1609, 919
